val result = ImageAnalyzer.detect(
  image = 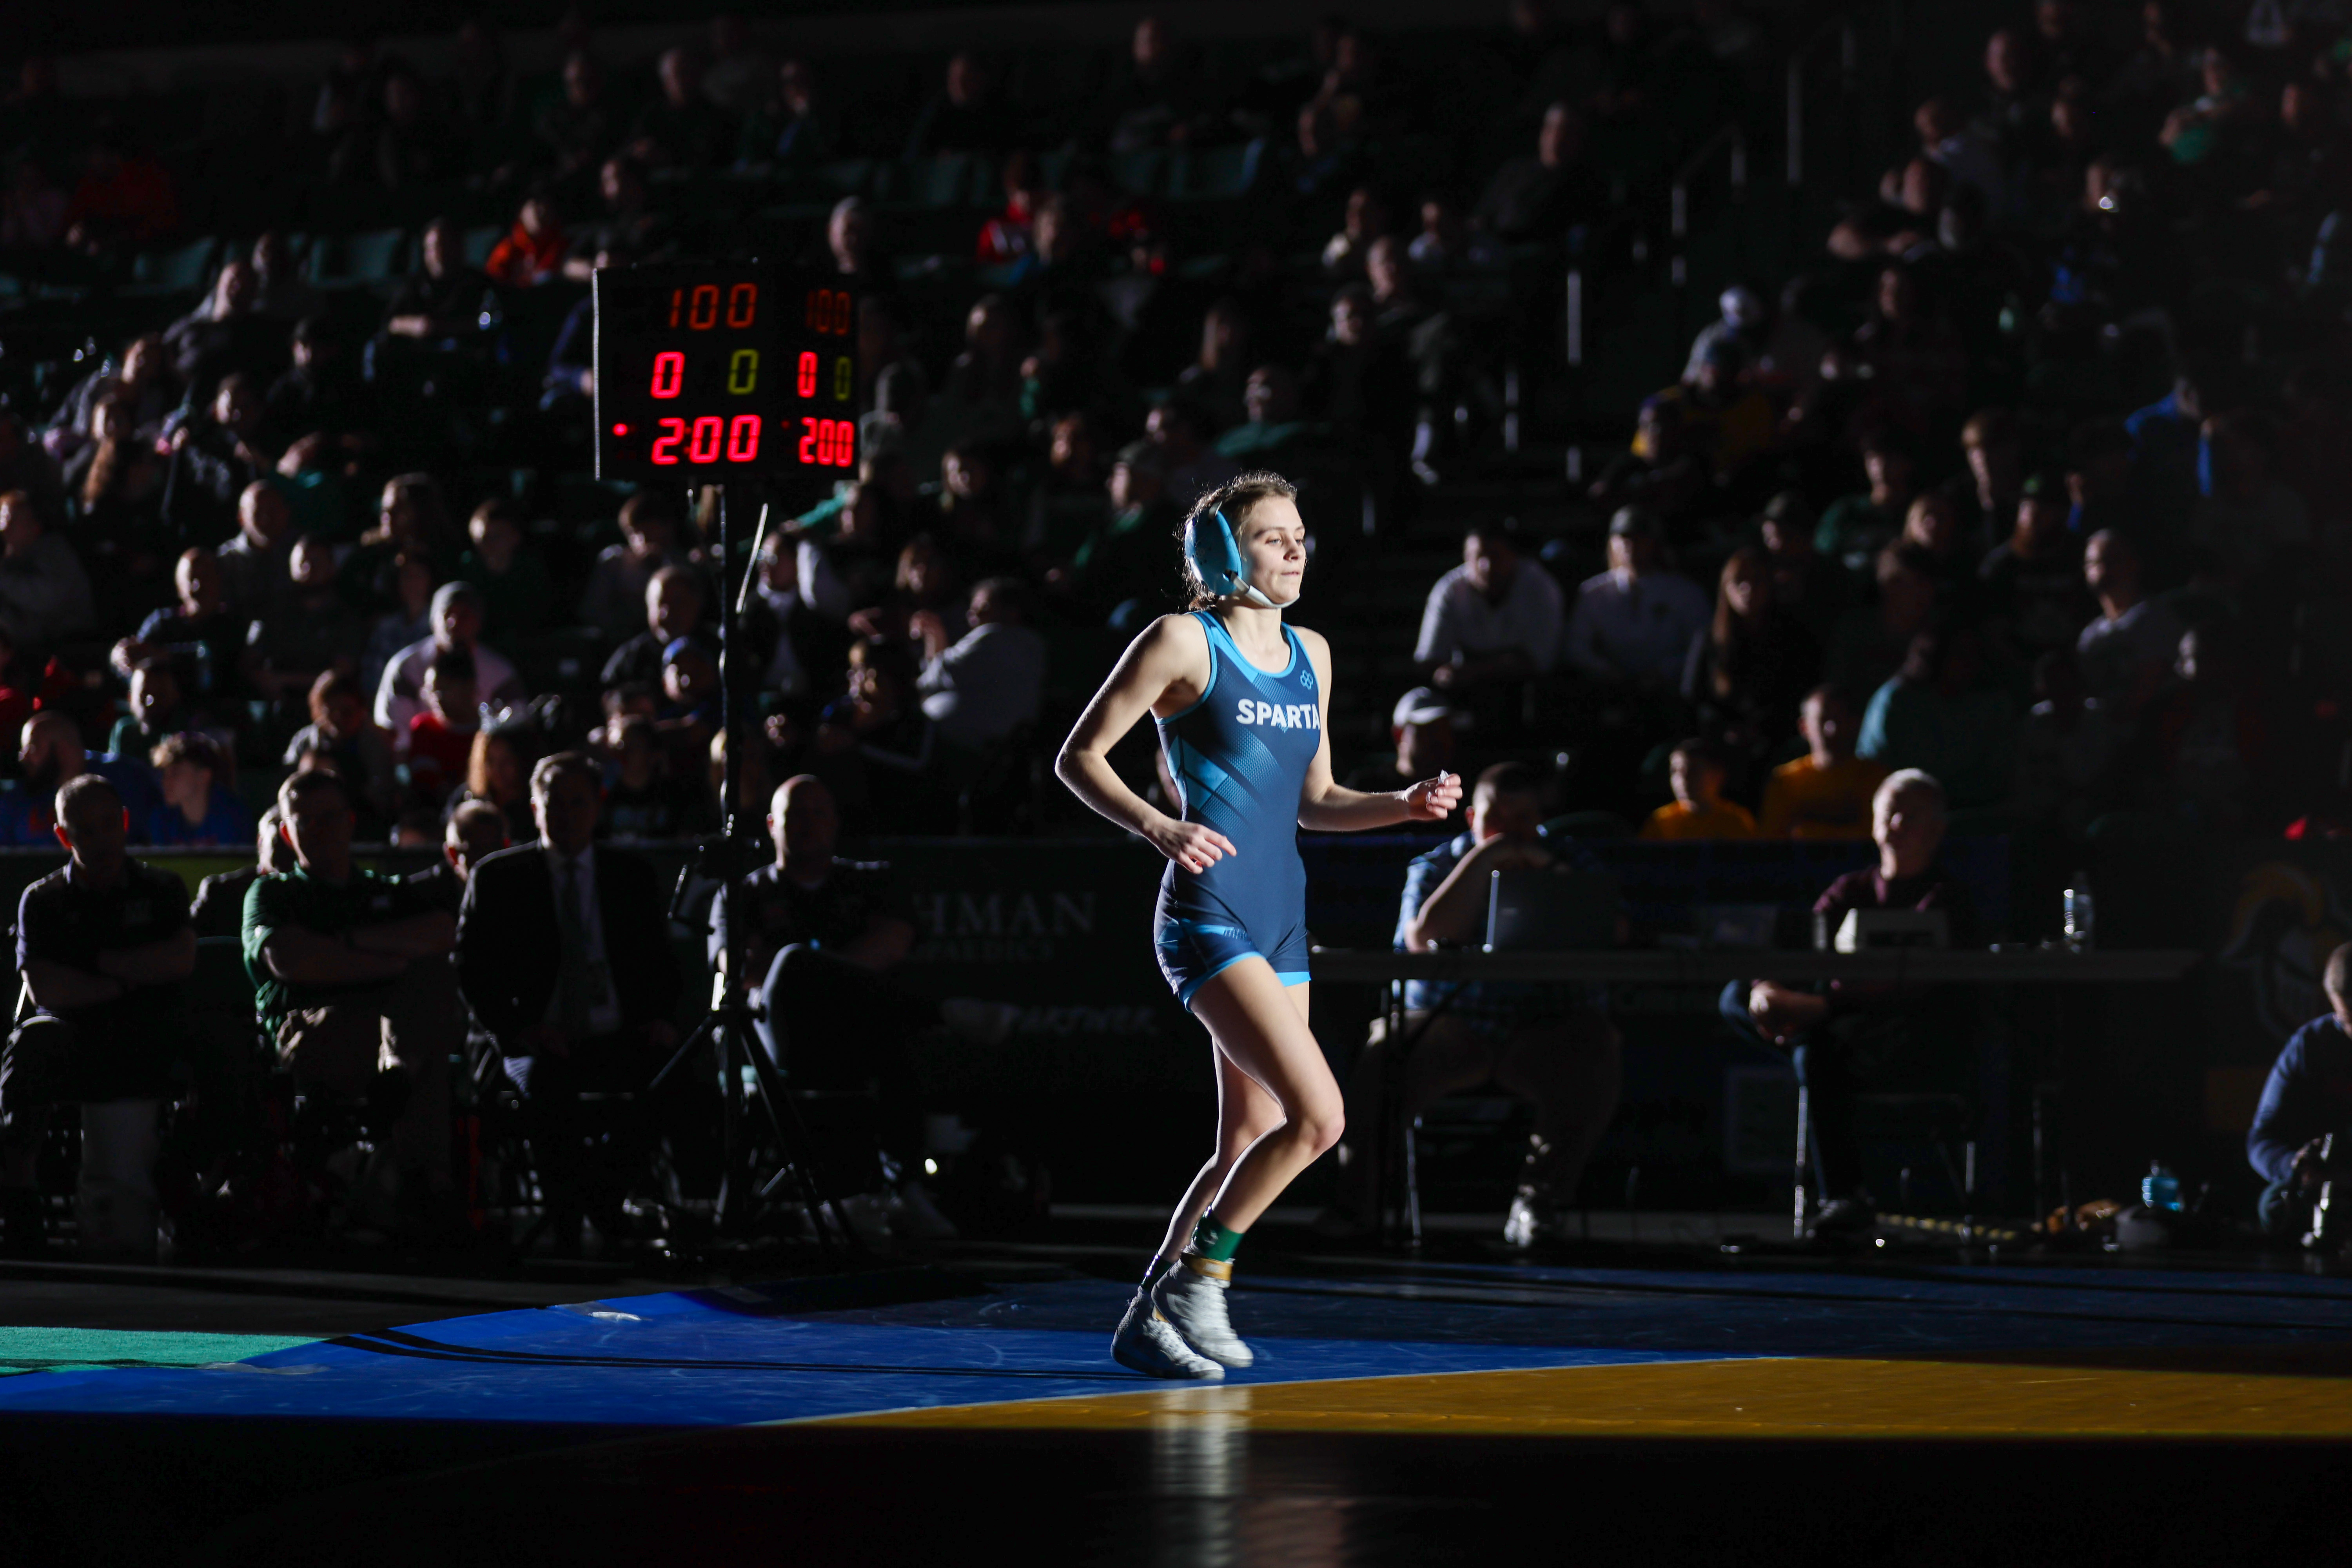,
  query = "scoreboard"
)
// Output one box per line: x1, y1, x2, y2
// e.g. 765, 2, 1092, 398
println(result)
593, 264, 858, 490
